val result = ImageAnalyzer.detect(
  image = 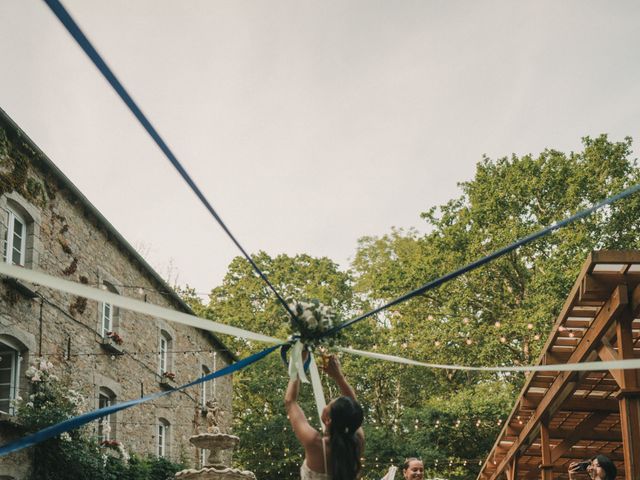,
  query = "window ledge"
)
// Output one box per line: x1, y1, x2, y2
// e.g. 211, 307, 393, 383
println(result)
1, 276, 38, 299
100, 338, 124, 355
0, 412, 23, 428
158, 375, 177, 390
